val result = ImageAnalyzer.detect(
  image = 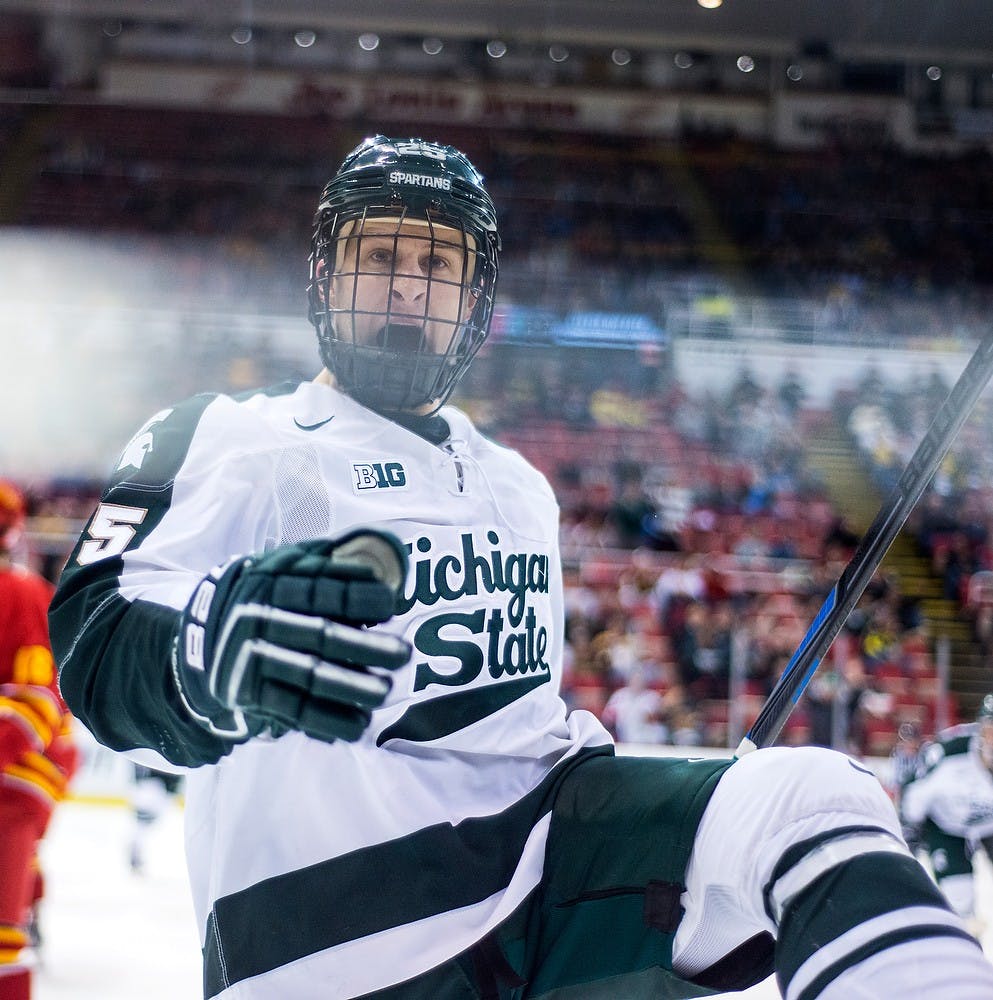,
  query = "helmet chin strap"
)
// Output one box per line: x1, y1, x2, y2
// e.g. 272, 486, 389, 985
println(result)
320, 333, 454, 415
